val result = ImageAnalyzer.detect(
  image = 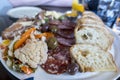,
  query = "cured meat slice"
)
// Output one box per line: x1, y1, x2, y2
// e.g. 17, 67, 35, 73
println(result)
57, 24, 73, 29
41, 45, 71, 74
57, 37, 75, 46
41, 56, 68, 74
2, 23, 24, 39
49, 20, 61, 25
61, 19, 76, 28
57, 29, 74, 39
